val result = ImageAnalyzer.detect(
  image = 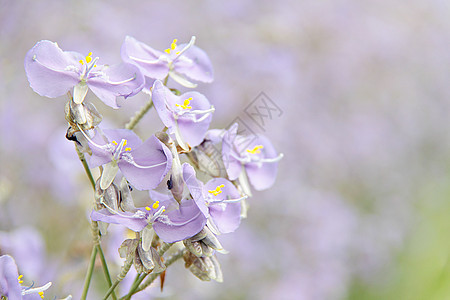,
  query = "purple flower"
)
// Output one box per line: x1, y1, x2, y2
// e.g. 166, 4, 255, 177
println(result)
121, 36, 213, 89
91, 195, 206, 243
183, 163, 244, 234
83, 128, 172, 190
222, 123, 283, 191
24, 40, 145, 108
0, 255, 52, 300
152, 80, 214, 150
